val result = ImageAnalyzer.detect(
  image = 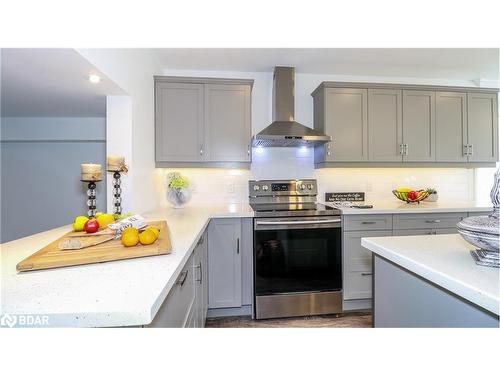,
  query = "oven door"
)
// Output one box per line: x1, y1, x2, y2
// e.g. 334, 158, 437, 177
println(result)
254, 216, 342, 296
